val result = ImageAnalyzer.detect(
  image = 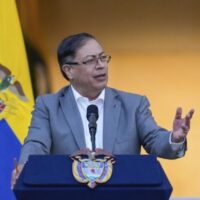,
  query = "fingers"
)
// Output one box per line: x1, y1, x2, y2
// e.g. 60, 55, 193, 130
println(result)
11, 169, 18, 190
11, 164, 24, 190
185, 109, 195, 127
181, 124, 189, 134
11, 158, 19, 190
175, 107, 182, 119
11, 170, 21, 189
175, 107, 194, 122
186, 109, 195, 120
